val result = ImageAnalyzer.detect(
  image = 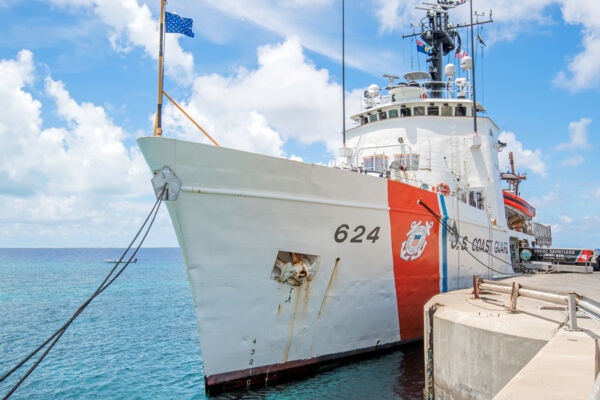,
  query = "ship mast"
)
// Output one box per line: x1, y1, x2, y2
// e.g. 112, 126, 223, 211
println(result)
402, 0, 492, 99
501, 151, 527, 196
